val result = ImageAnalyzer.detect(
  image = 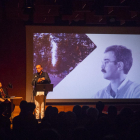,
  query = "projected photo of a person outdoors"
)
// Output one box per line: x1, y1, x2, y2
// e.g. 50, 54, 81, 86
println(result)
94, 45, 140, 98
